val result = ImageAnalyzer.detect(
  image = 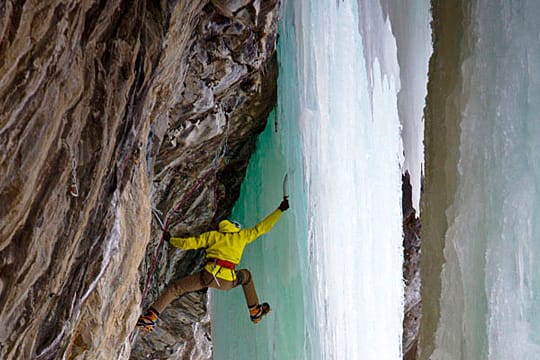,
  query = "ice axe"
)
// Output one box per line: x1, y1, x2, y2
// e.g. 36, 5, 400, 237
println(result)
282, 173, 289, 200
